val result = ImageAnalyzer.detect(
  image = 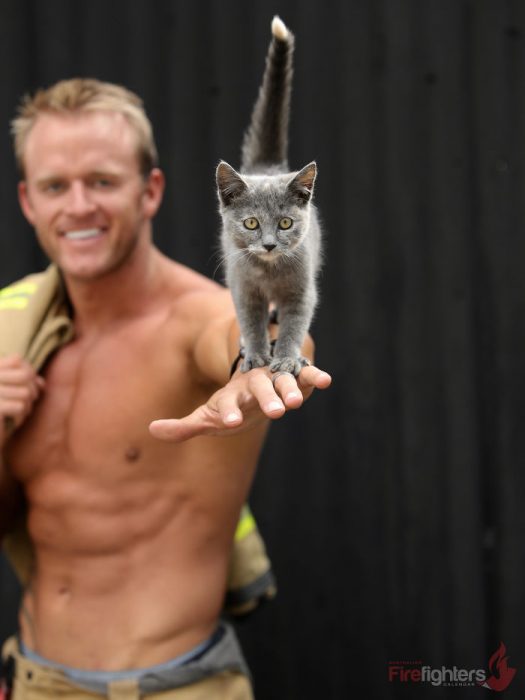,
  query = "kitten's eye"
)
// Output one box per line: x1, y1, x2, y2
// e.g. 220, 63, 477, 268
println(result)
243, 218, 260, 230
278, 217, 293, 230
